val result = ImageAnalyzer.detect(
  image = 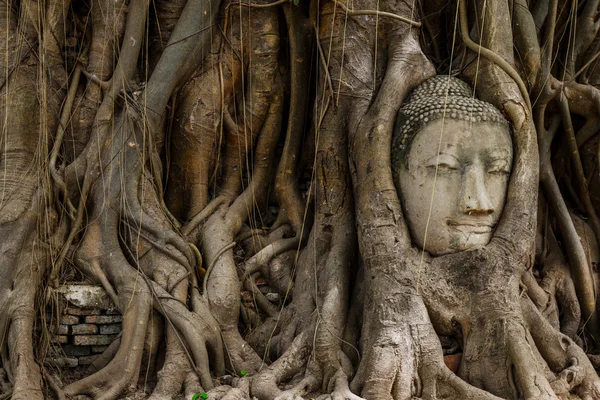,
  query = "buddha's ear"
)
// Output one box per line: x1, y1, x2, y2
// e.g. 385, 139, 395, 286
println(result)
391, 112, 411, 172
